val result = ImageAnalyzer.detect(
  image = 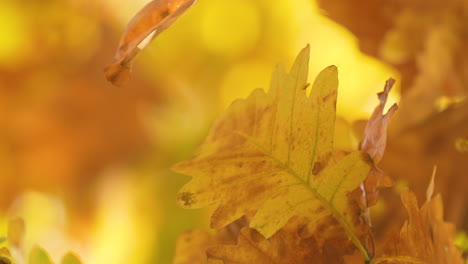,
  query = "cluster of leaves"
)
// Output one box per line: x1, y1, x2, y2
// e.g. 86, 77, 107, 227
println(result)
104, 0, 466, 263
0, 219, 82, 264
317, 0, 468, 233
170, 47, 464, 263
